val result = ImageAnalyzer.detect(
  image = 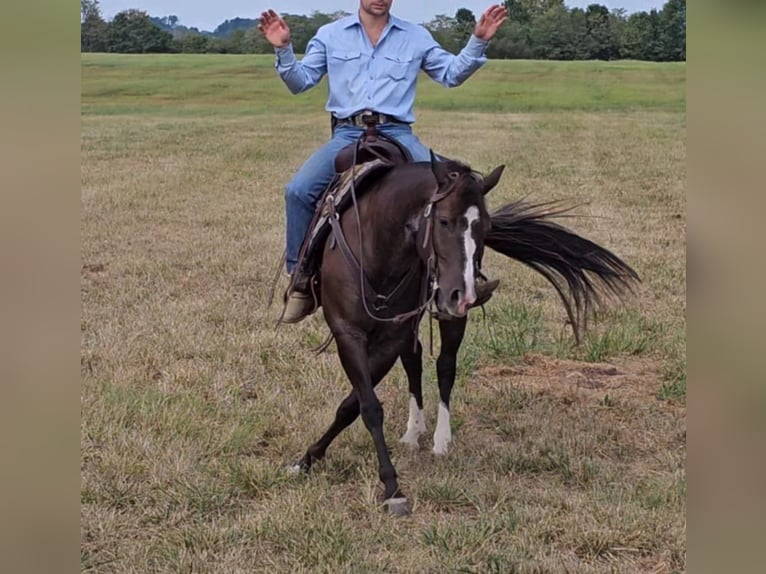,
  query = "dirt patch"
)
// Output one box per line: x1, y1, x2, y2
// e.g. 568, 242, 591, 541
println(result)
476, 353, 674, 407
